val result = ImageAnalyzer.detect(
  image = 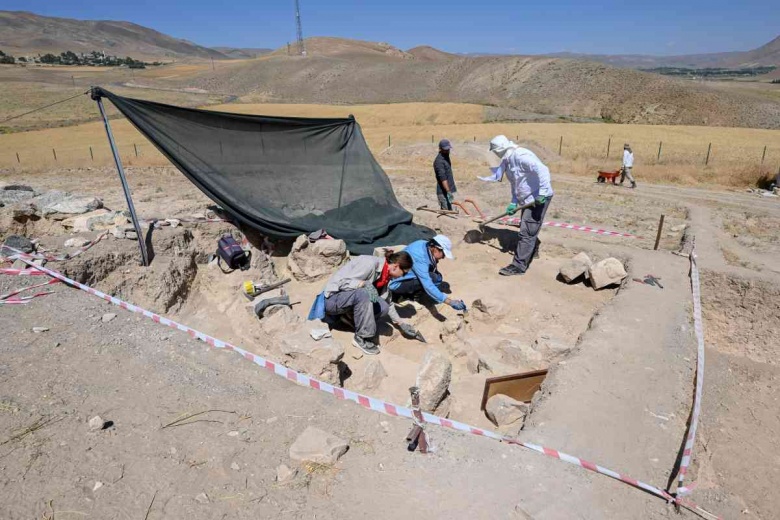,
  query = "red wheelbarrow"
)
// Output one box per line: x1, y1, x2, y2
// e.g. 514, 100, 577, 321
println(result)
597, 169, 621, 184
